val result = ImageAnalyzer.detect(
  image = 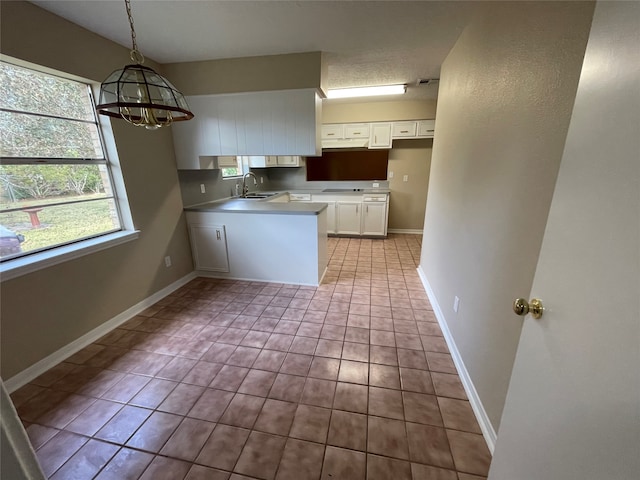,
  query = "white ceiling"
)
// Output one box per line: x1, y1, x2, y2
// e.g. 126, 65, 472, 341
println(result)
30, 0, 483, 101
